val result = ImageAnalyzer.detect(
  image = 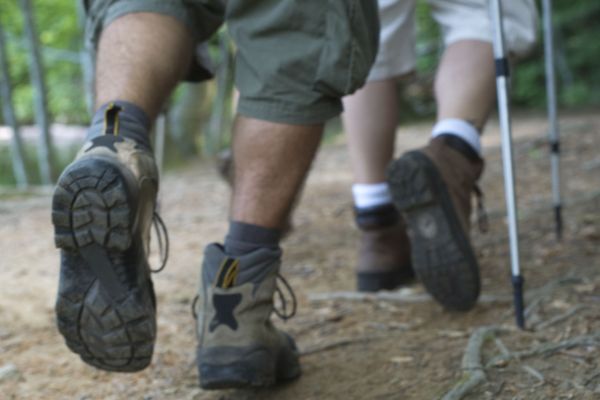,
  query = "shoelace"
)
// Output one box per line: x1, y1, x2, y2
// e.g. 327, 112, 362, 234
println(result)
150, 211, 169, 273
273, 273, 297, 321
191, 272, 297, 321
473, 184, 489, 233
